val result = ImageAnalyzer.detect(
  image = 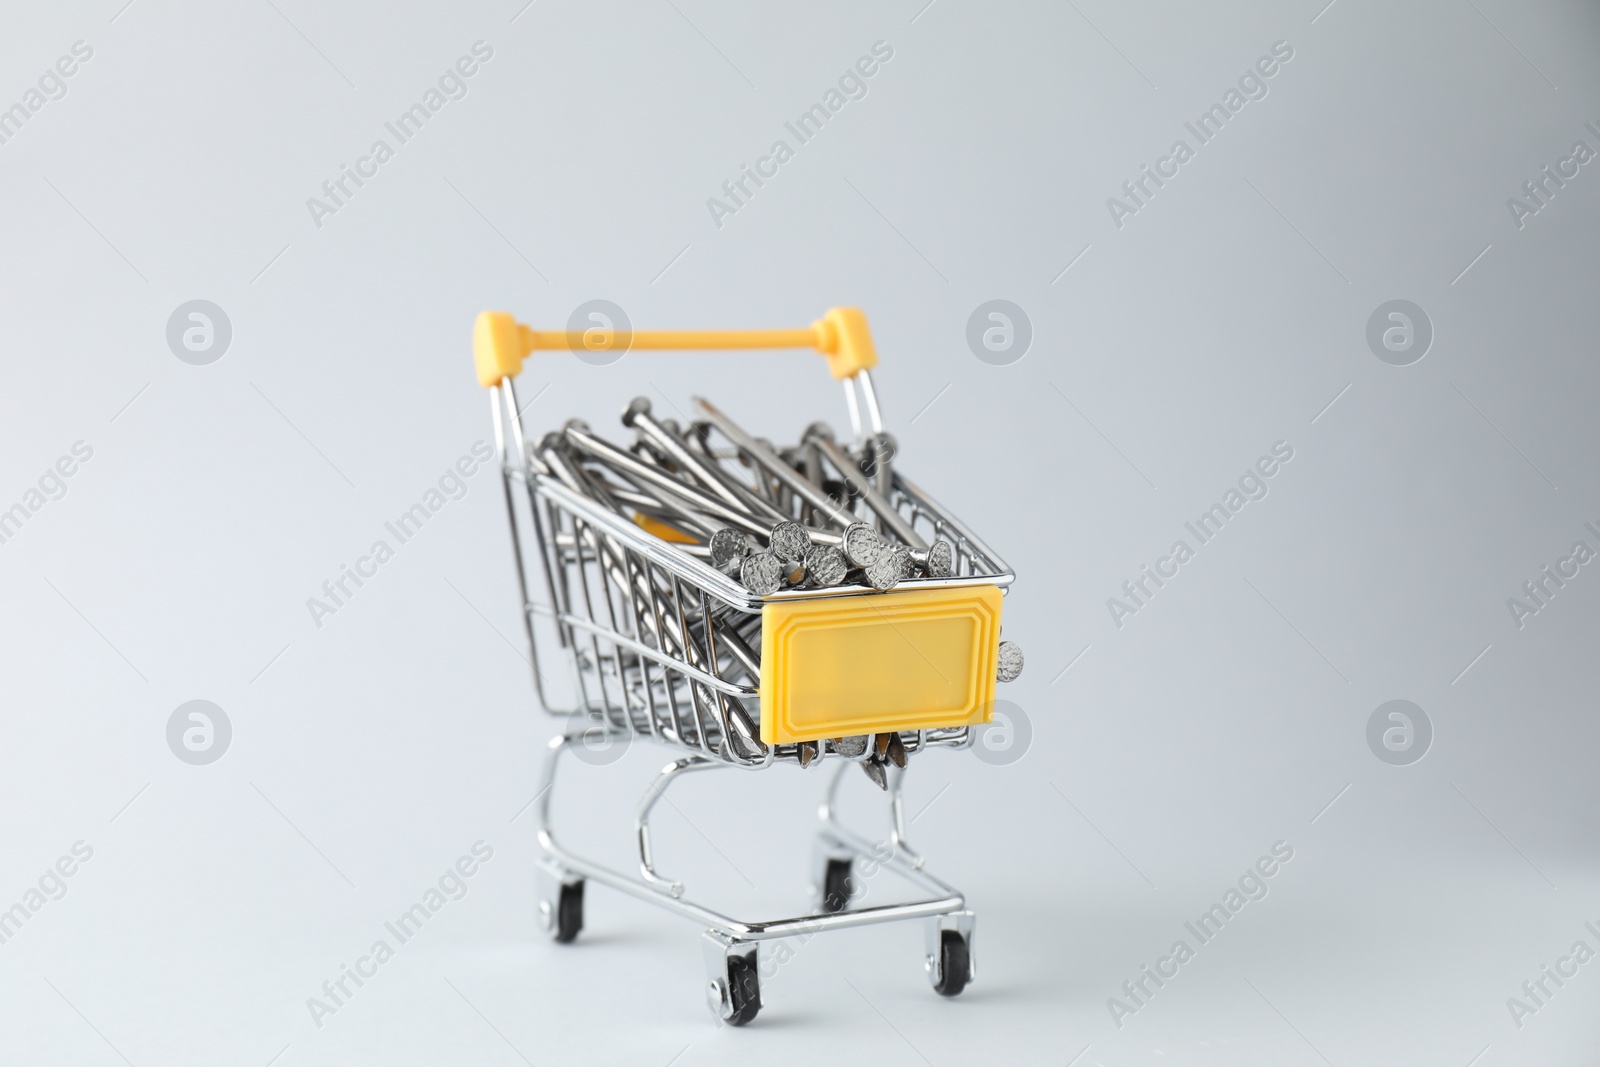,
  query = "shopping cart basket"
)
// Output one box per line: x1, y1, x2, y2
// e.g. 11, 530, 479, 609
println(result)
472, 306, 1022, 1024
